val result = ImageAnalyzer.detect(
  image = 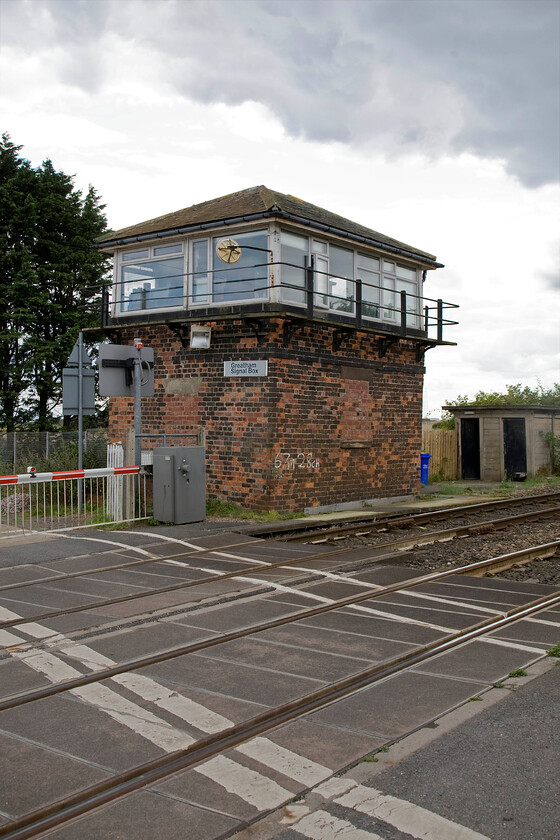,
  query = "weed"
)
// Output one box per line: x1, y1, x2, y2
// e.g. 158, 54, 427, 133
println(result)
508, 668, 527, 678
377, 745, 390, 753
524, 474, 560, 487
436, 483, 473, 496
361, 755, 378, 763
496, 475, 560, 494
493, 681, 504, 688
468, 696, 482, 701
206, 497, 306, 522
546, 643, 560, 658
